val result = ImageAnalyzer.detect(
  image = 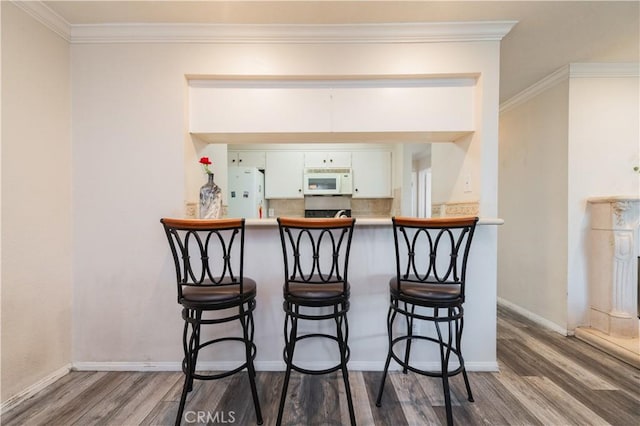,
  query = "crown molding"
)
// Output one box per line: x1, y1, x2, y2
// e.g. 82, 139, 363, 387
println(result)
500, 62, 640, 113
11, 2, 516, 45
500, 66, 569, 114
11, 1, 71, 41
569, 62, 640, 78
68, 21, 516, 44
